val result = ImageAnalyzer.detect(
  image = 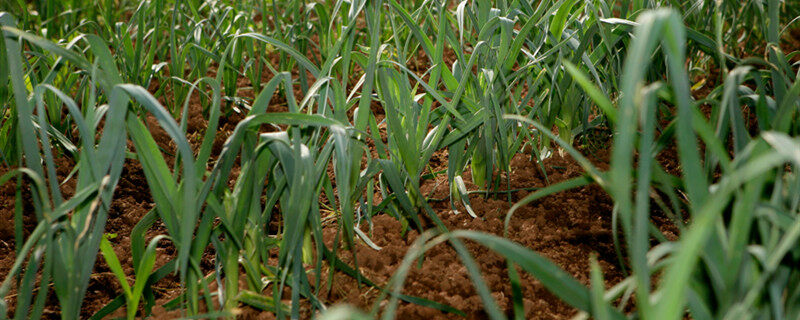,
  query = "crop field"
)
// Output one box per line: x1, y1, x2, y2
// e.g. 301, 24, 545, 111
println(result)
1, 0, 800, 319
